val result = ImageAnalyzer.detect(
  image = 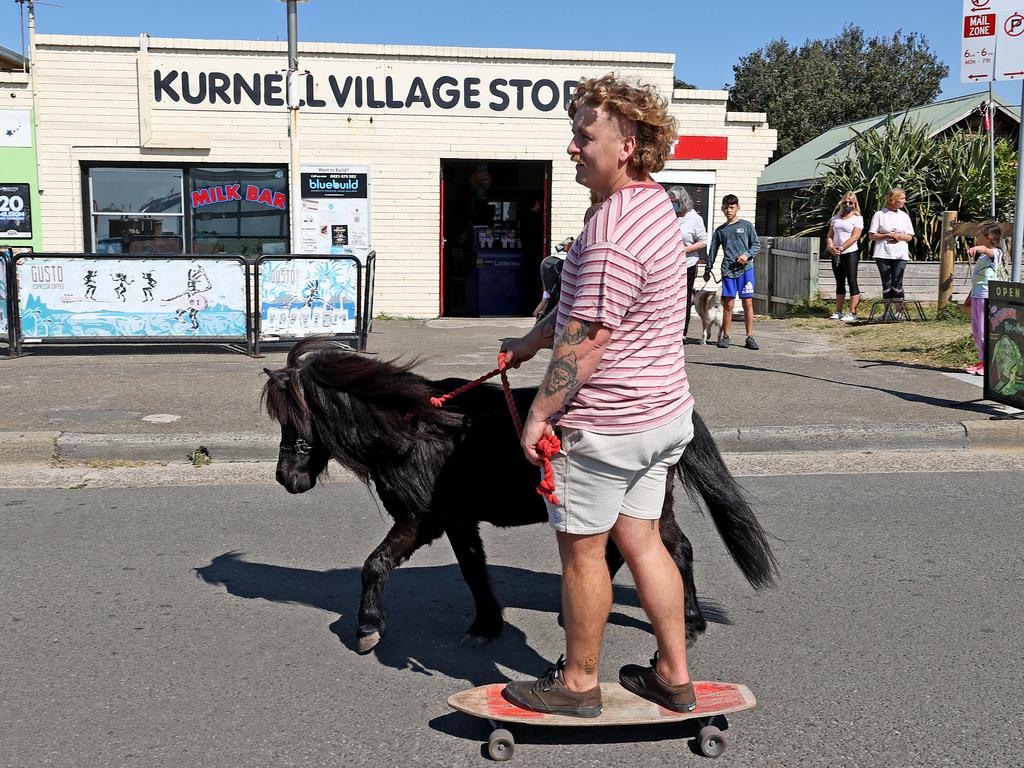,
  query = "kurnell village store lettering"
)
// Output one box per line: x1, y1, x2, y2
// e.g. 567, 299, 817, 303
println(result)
150, 63, 606, 117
